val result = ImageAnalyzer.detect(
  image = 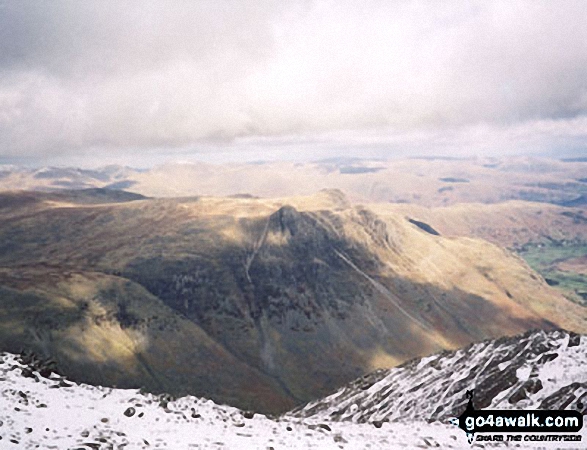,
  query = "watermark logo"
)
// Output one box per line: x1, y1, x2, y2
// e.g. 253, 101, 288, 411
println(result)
450, 390, 583, 445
